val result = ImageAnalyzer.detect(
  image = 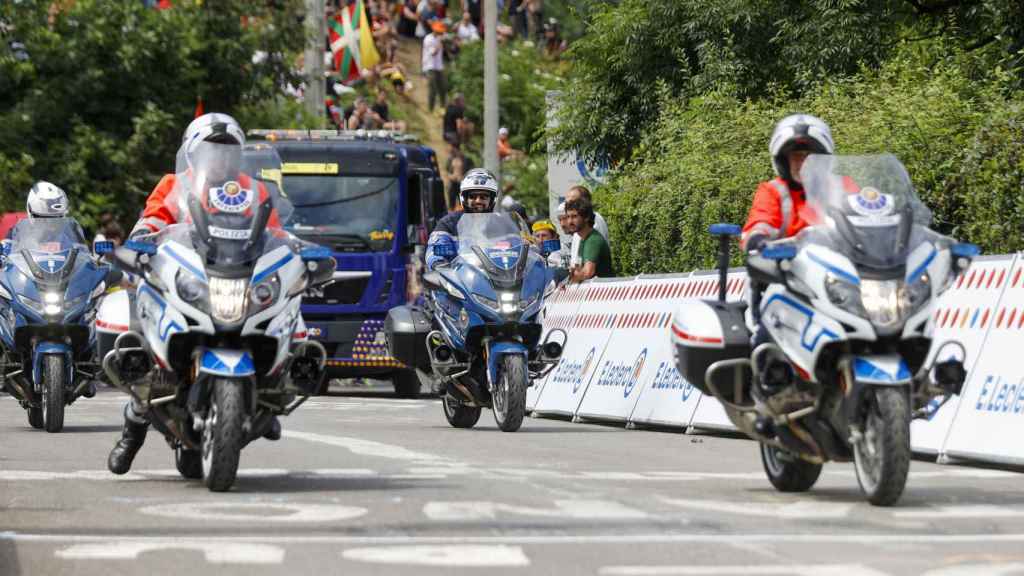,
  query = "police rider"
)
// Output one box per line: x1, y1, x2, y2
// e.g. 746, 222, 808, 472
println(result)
426, 168, 499, 271
742, 114, 835, 349
107, 114, 284, 475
